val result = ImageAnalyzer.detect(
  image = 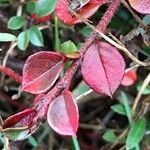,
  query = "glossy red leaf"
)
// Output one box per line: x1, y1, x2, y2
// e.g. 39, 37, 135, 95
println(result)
47, 90, 79, 136
22, 51, 64, 94
3, 108, 35, 128
81, 42, 125, 97
55, 0, 104, 25
128, 0, 150, 14
121, 70, 137, 86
